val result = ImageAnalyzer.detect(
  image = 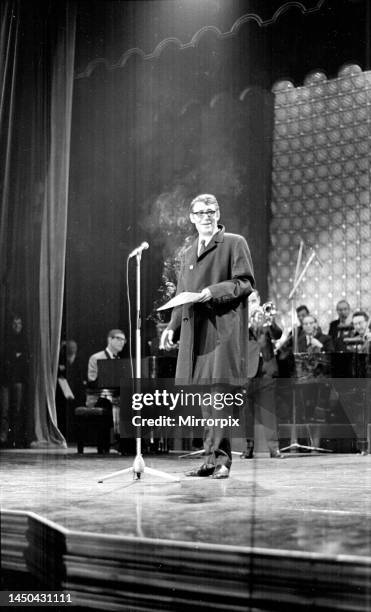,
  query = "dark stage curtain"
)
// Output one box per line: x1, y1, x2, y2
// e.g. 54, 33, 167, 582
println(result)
0, 1, 19, 348
0, 1, 76, 447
